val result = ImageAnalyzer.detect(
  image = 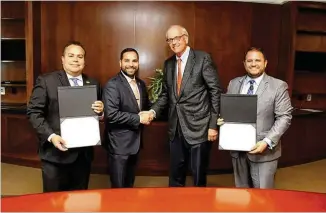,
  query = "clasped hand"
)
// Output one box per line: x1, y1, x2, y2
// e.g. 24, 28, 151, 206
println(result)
138, 111, 155, 125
